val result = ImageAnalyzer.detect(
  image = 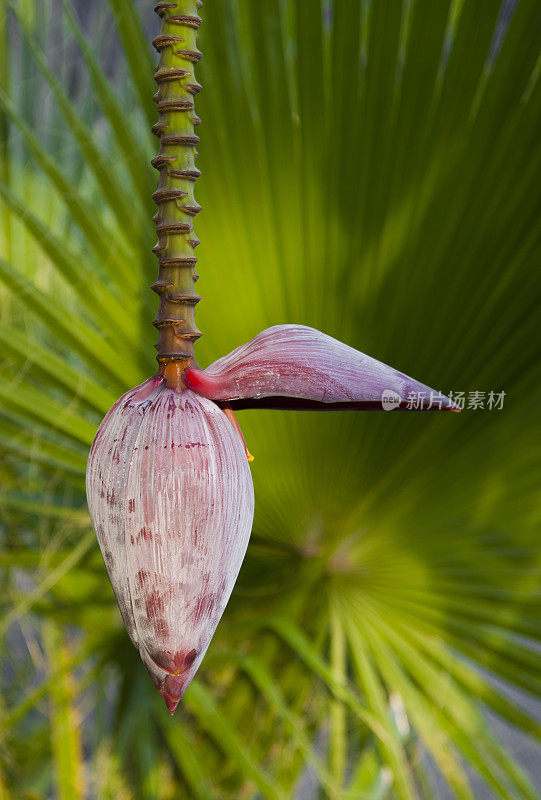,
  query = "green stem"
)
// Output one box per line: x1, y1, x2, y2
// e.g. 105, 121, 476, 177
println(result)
151, 1, 203, 366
